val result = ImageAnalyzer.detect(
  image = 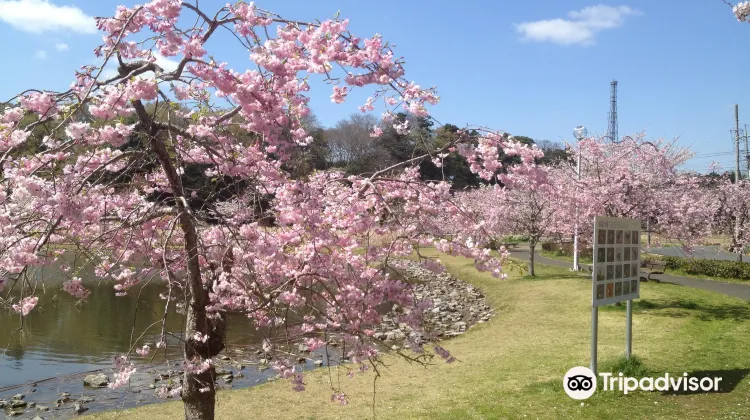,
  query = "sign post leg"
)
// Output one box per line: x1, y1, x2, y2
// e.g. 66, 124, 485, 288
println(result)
626, 299, 632, 359
591, 305, 598, 374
